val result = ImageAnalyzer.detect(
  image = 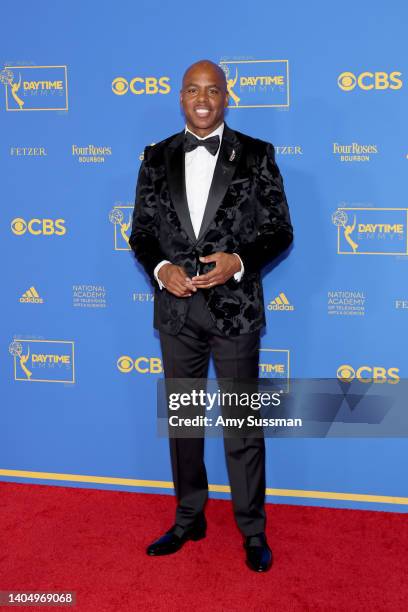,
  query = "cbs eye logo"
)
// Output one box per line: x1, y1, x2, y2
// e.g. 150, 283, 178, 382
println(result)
112, 77, 129, 95
336, 364, 356, 382
112, 76, 171, 95
117, 355, 162, 374
11, 218, 66, 236
338, 71, 402, 91
337, 364, 400, 384
11, 218, 28, 235
337, 72, 357, 91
